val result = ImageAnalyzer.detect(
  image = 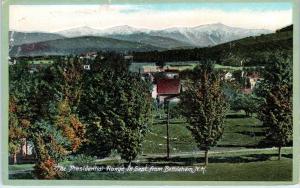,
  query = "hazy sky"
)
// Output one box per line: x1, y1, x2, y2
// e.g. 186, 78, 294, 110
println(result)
9, 3, 292, 32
